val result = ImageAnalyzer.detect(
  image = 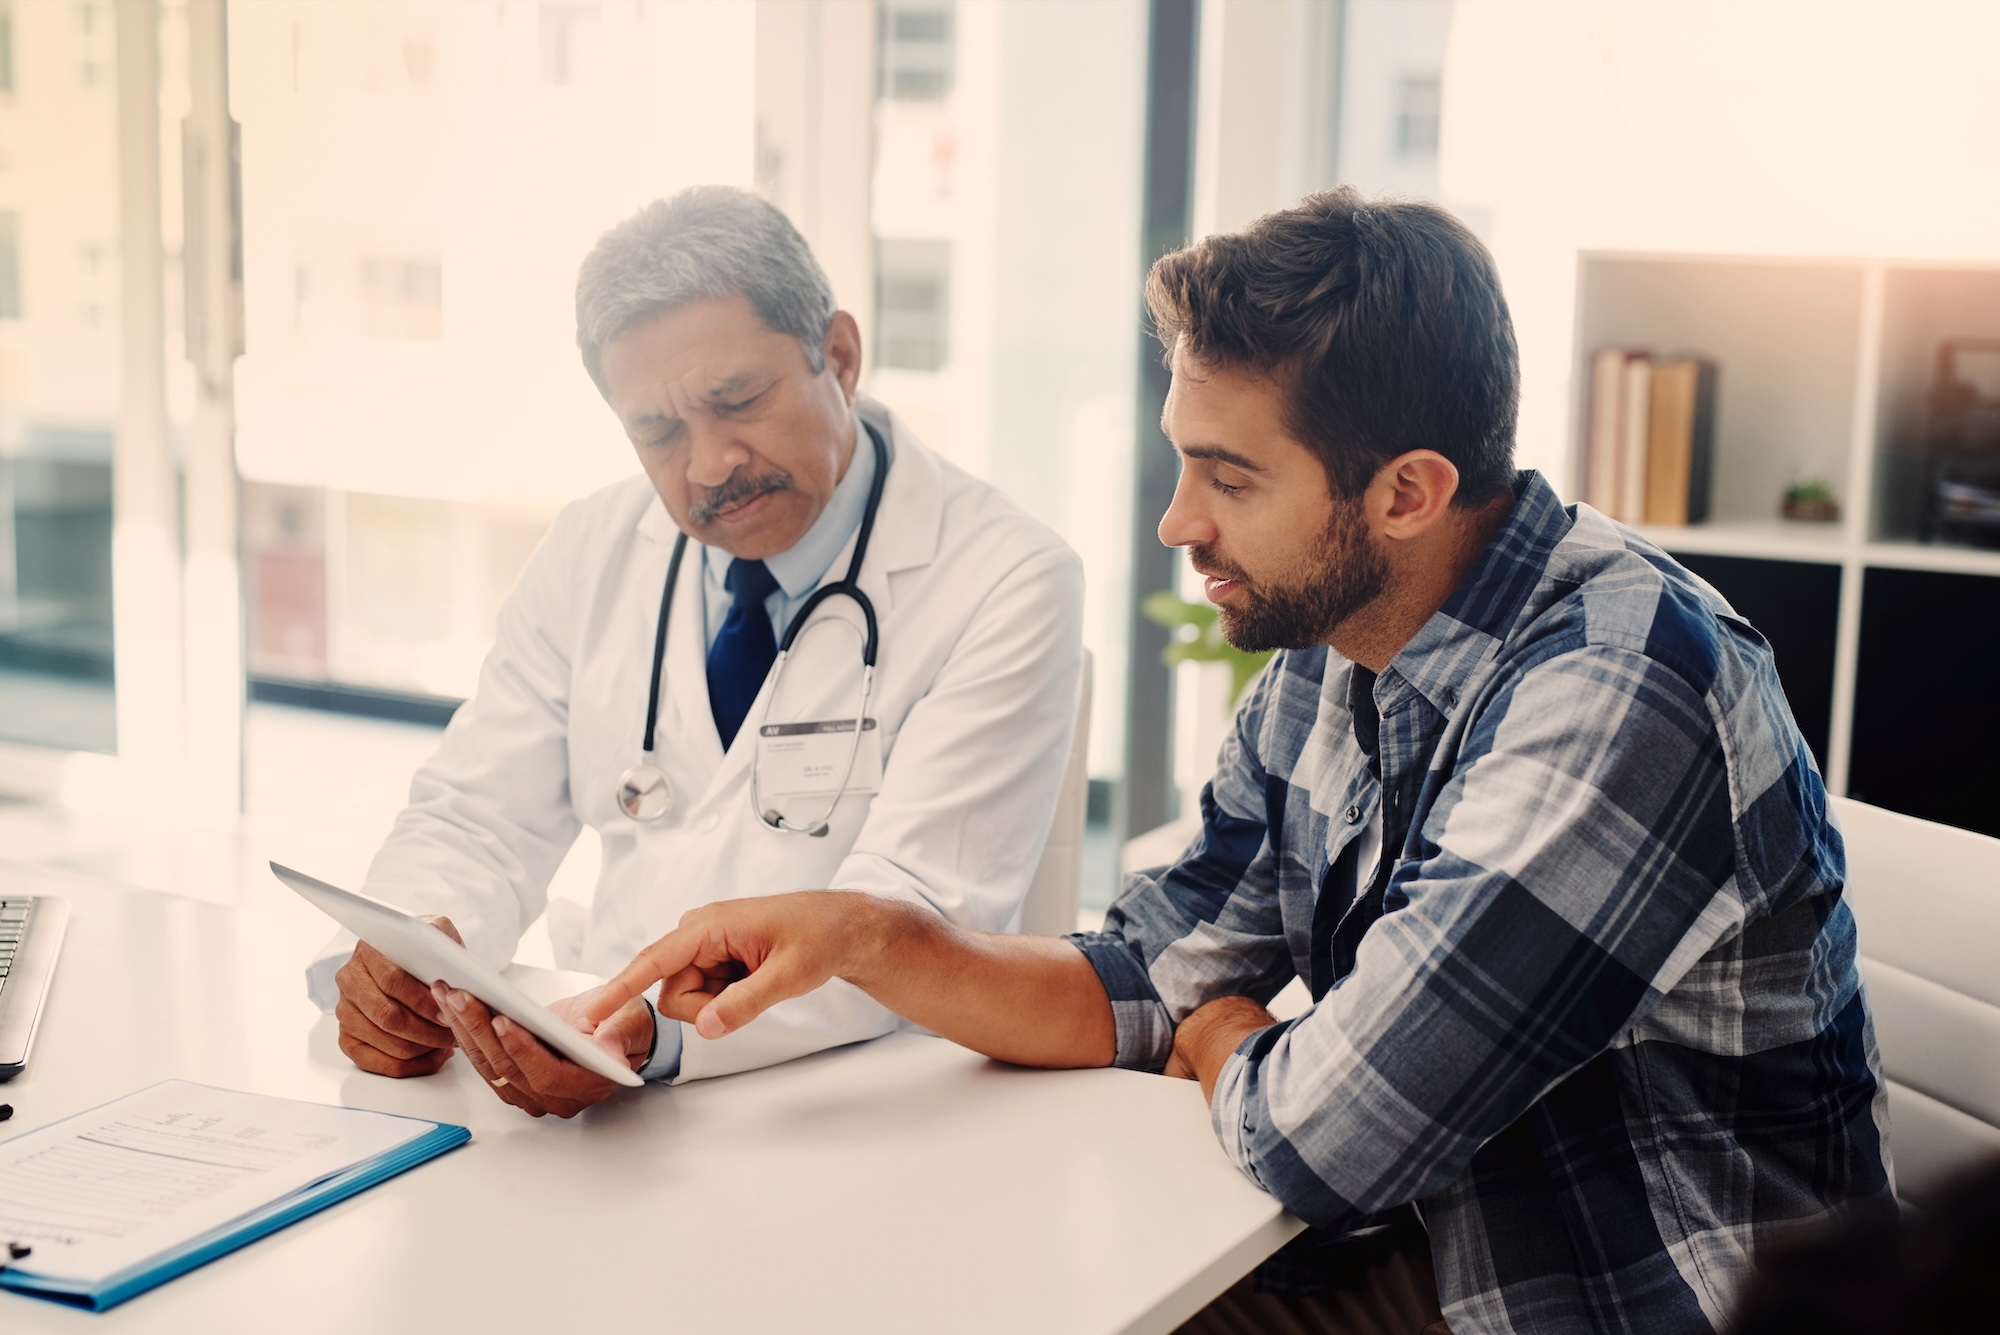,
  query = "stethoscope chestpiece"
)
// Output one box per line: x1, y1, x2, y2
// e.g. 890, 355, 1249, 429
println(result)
762, 808, 831, 837
618, 764, 674, 821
